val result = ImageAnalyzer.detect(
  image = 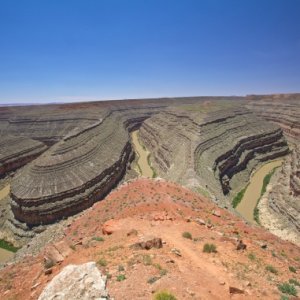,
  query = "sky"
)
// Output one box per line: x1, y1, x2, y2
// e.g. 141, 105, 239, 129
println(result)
0, 0, 299, 104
